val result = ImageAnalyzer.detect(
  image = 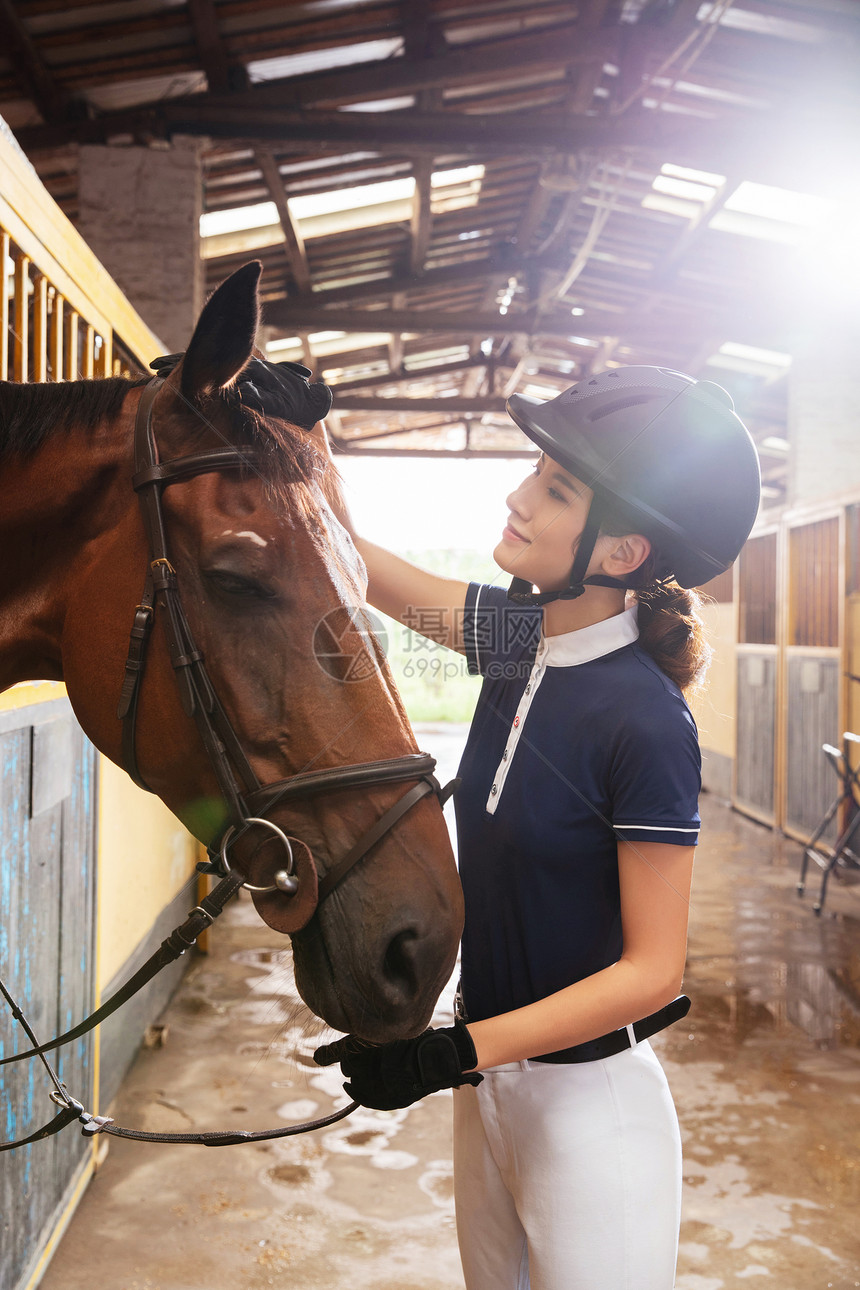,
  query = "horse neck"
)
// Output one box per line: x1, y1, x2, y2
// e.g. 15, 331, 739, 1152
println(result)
0, 391, 137, 690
